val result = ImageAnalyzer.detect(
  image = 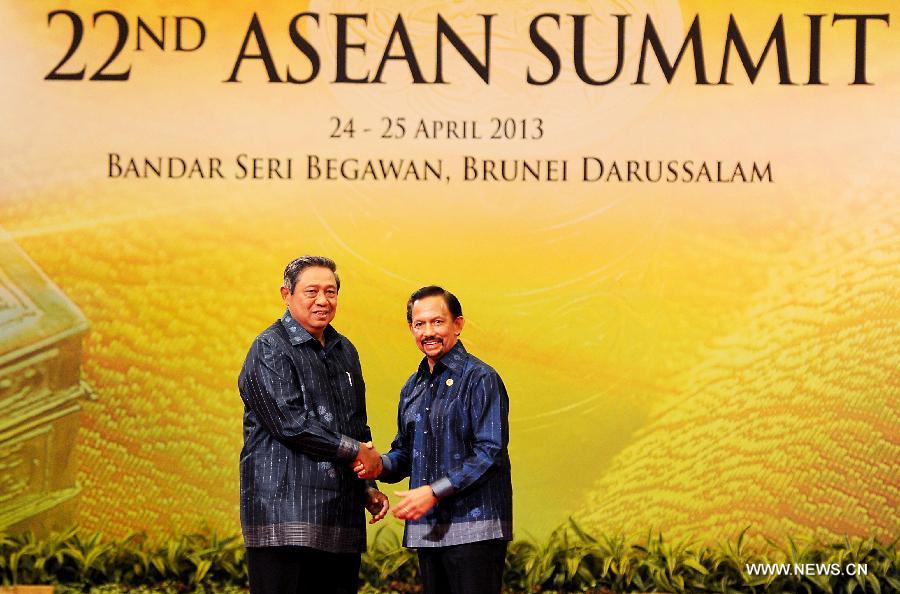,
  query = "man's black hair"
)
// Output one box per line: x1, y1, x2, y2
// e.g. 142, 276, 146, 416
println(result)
406, 285, 462, 323
283, 256, 340, 293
